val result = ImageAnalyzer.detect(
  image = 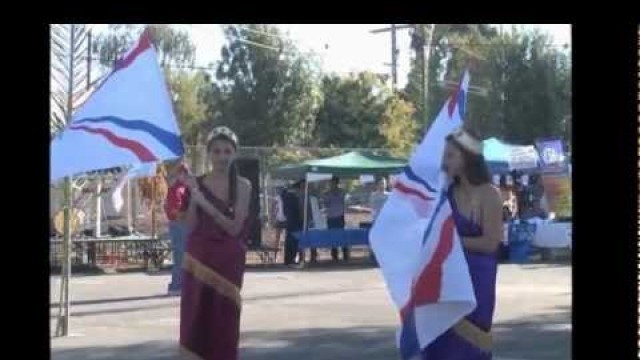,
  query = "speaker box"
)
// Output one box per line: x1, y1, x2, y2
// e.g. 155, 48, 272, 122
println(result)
235, 157, 261, 248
